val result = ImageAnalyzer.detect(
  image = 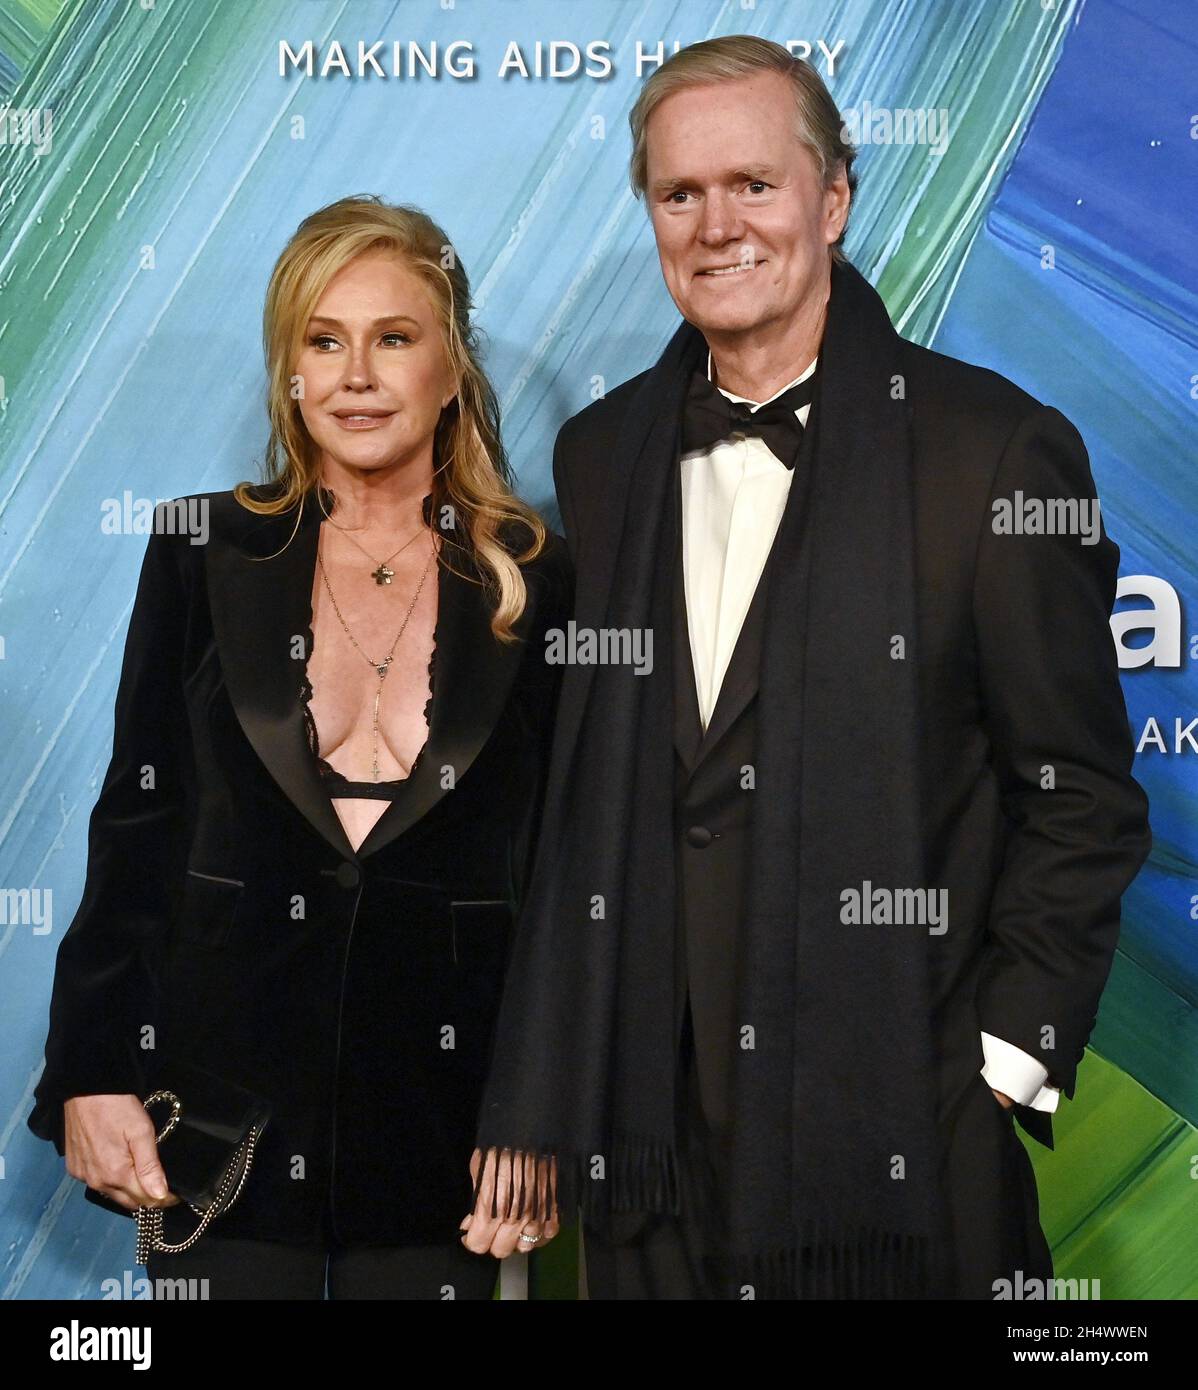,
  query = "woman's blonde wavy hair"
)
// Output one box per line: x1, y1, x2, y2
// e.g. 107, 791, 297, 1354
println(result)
234, 194, 547, 642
